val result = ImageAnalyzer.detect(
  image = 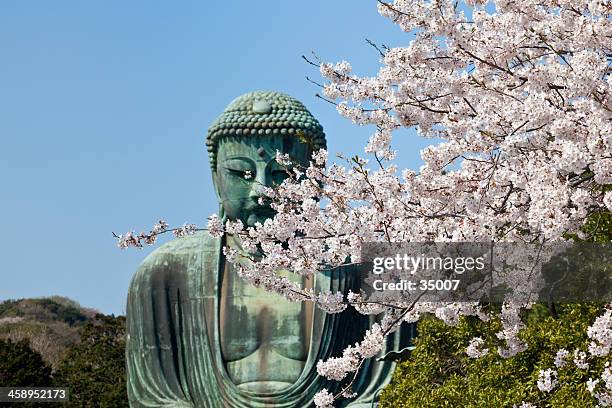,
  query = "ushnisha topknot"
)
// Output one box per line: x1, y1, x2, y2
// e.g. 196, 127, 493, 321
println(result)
206, 90, 326, 169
